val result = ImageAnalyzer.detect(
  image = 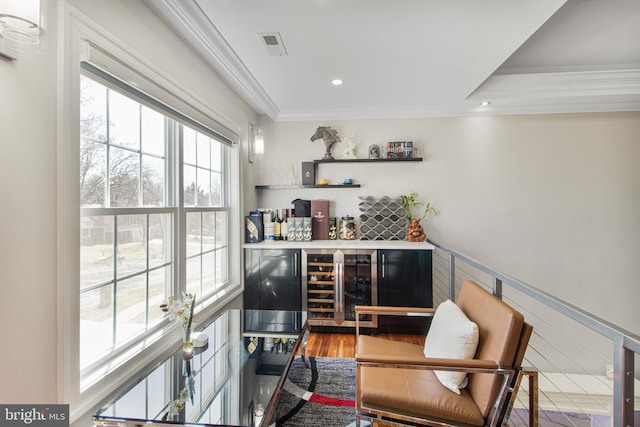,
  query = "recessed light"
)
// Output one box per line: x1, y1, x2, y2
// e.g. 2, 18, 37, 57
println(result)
331, 79, 343, 86
481, 101, 491, 106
